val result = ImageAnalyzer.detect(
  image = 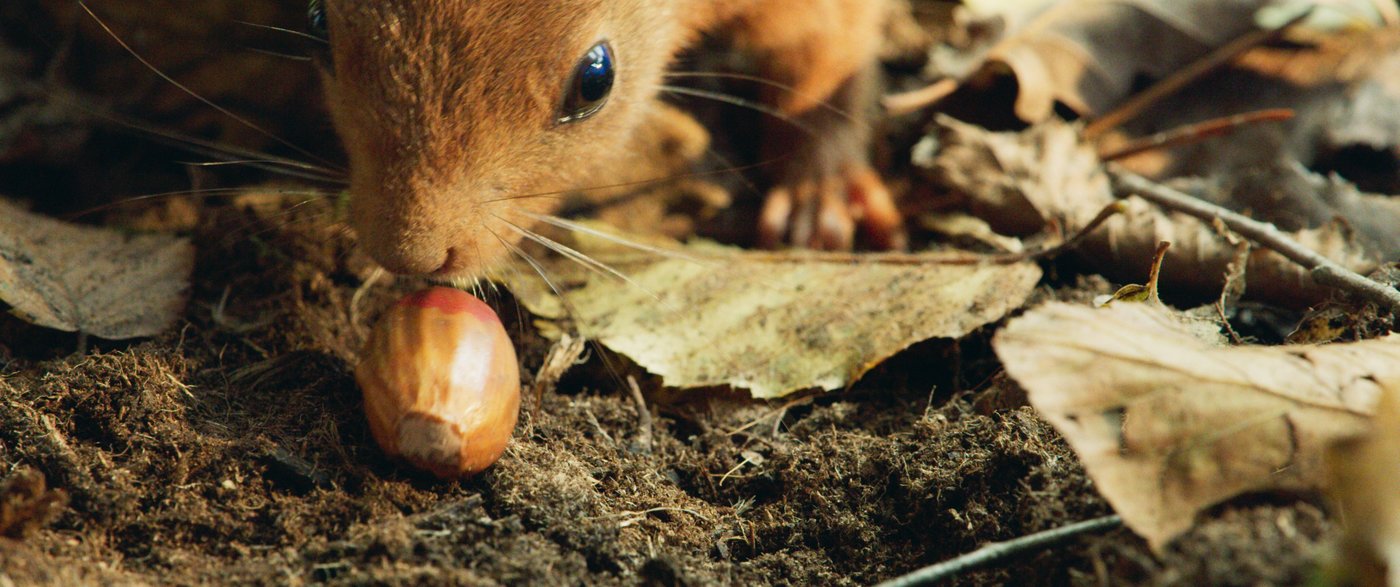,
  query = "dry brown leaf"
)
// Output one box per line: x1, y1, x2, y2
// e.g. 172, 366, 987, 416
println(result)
994, 302, 1400, 548
1091, 197, 1380, 307
529, 334, 588, 403
916, 115, 1109, 236
1326, 381, 1400, 587
0, 198, 193, 339
962, 0, 1273, 122
918, 115, 1382, 307
1288, 263, 1400, 344
1172, 162, 1400, 263
504, 233, 1041, 399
